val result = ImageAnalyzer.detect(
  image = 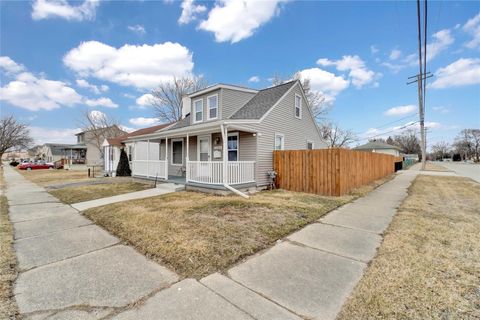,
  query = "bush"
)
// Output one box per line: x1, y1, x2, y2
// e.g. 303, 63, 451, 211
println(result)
9, 161, 19, 167
116, 148, 131, 176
